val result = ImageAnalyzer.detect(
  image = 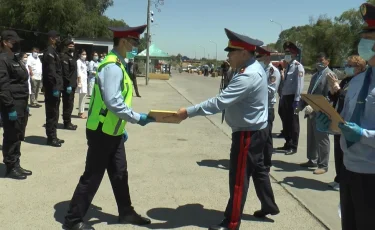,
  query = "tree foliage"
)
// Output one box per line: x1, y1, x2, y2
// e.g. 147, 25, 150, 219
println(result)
0, 0, 125, 50
272, 3, 369, 67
